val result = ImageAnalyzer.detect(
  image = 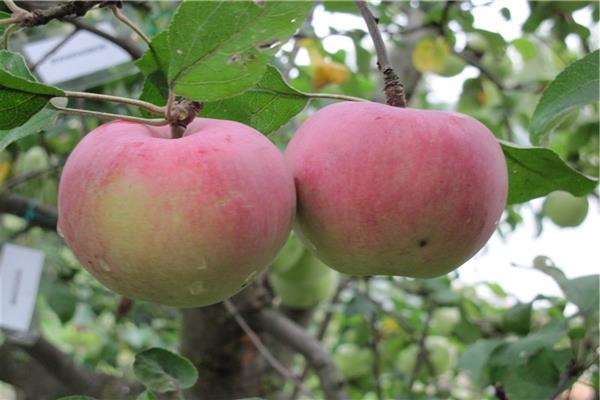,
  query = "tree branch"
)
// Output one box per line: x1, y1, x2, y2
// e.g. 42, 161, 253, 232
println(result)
364, 278, 383, 400
67, 18, 142, 59
355, 0, 406, 107
0, 192, 57, 230
16, 335, 136, 398
14, 1, 119, 27
253, 308, 347, 400
223, 300, 314, 399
